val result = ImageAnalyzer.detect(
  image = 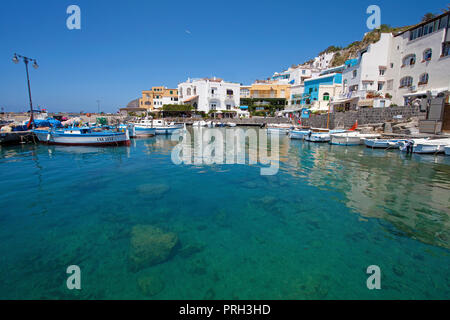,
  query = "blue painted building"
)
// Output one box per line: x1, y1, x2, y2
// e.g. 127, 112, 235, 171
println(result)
301, 73, 342, 106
